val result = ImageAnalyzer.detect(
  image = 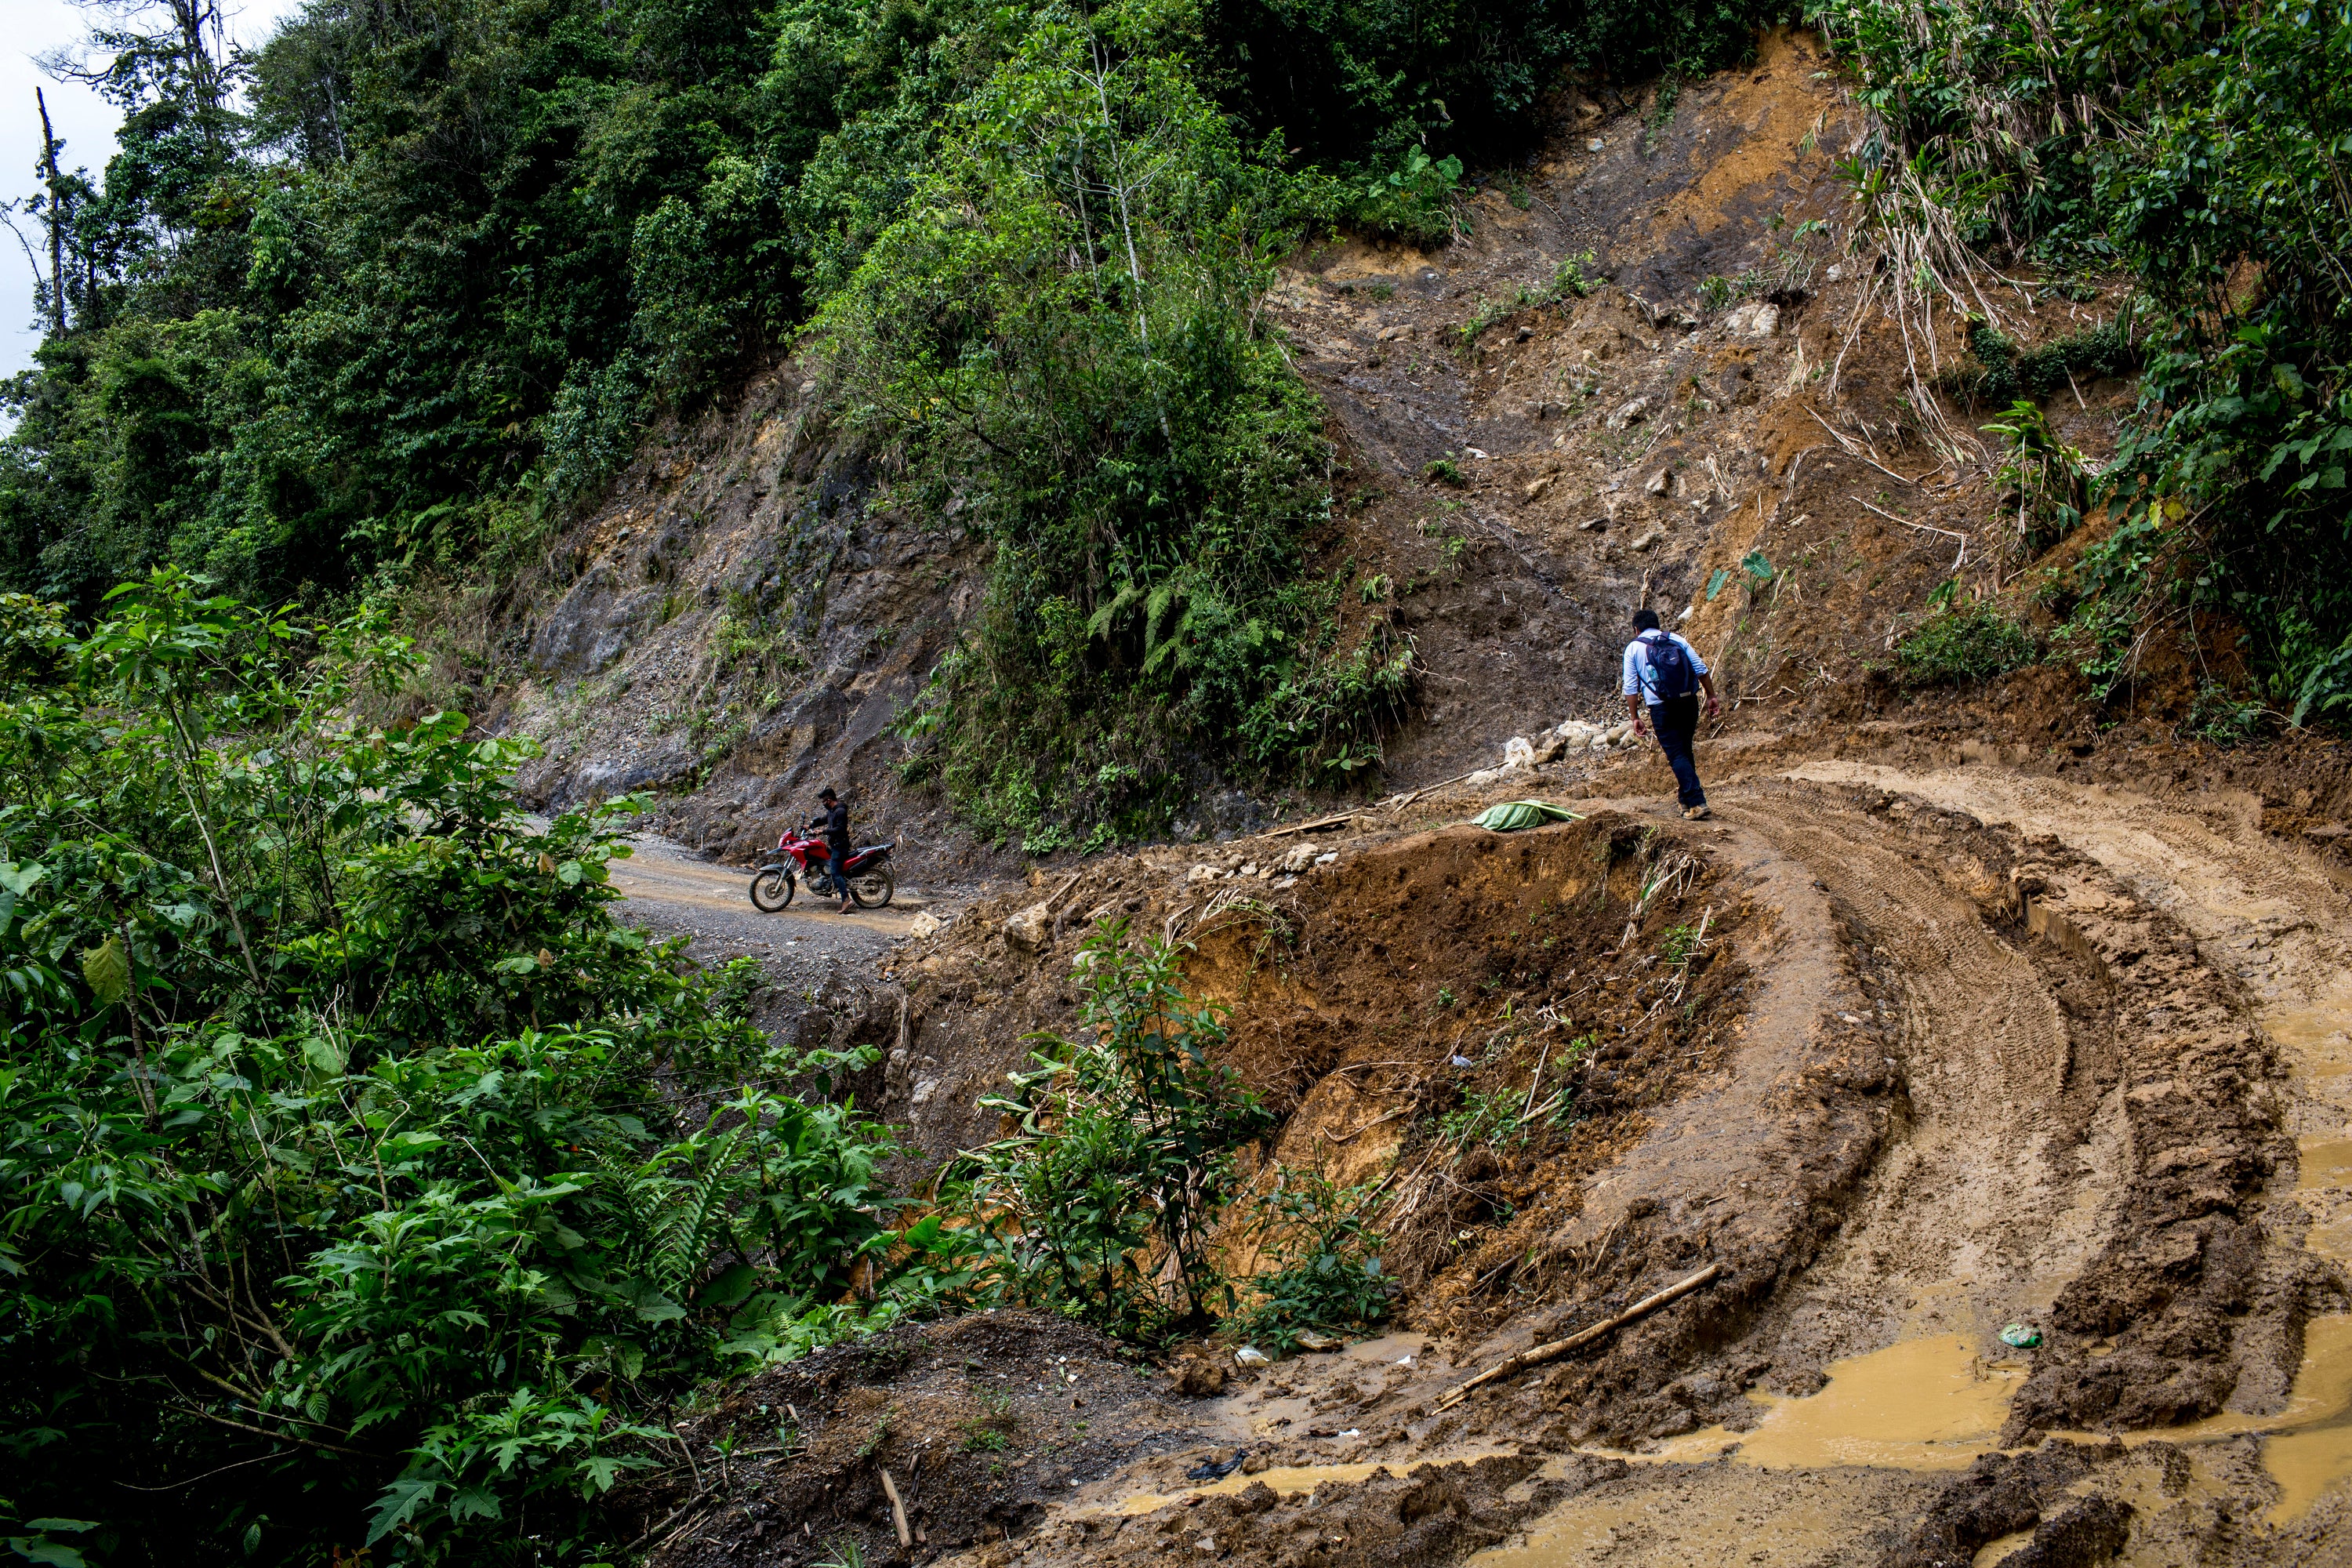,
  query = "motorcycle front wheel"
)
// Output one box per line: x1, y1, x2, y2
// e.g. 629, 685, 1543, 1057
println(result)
750, 867, 795, 911
848, 864, 895, 909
